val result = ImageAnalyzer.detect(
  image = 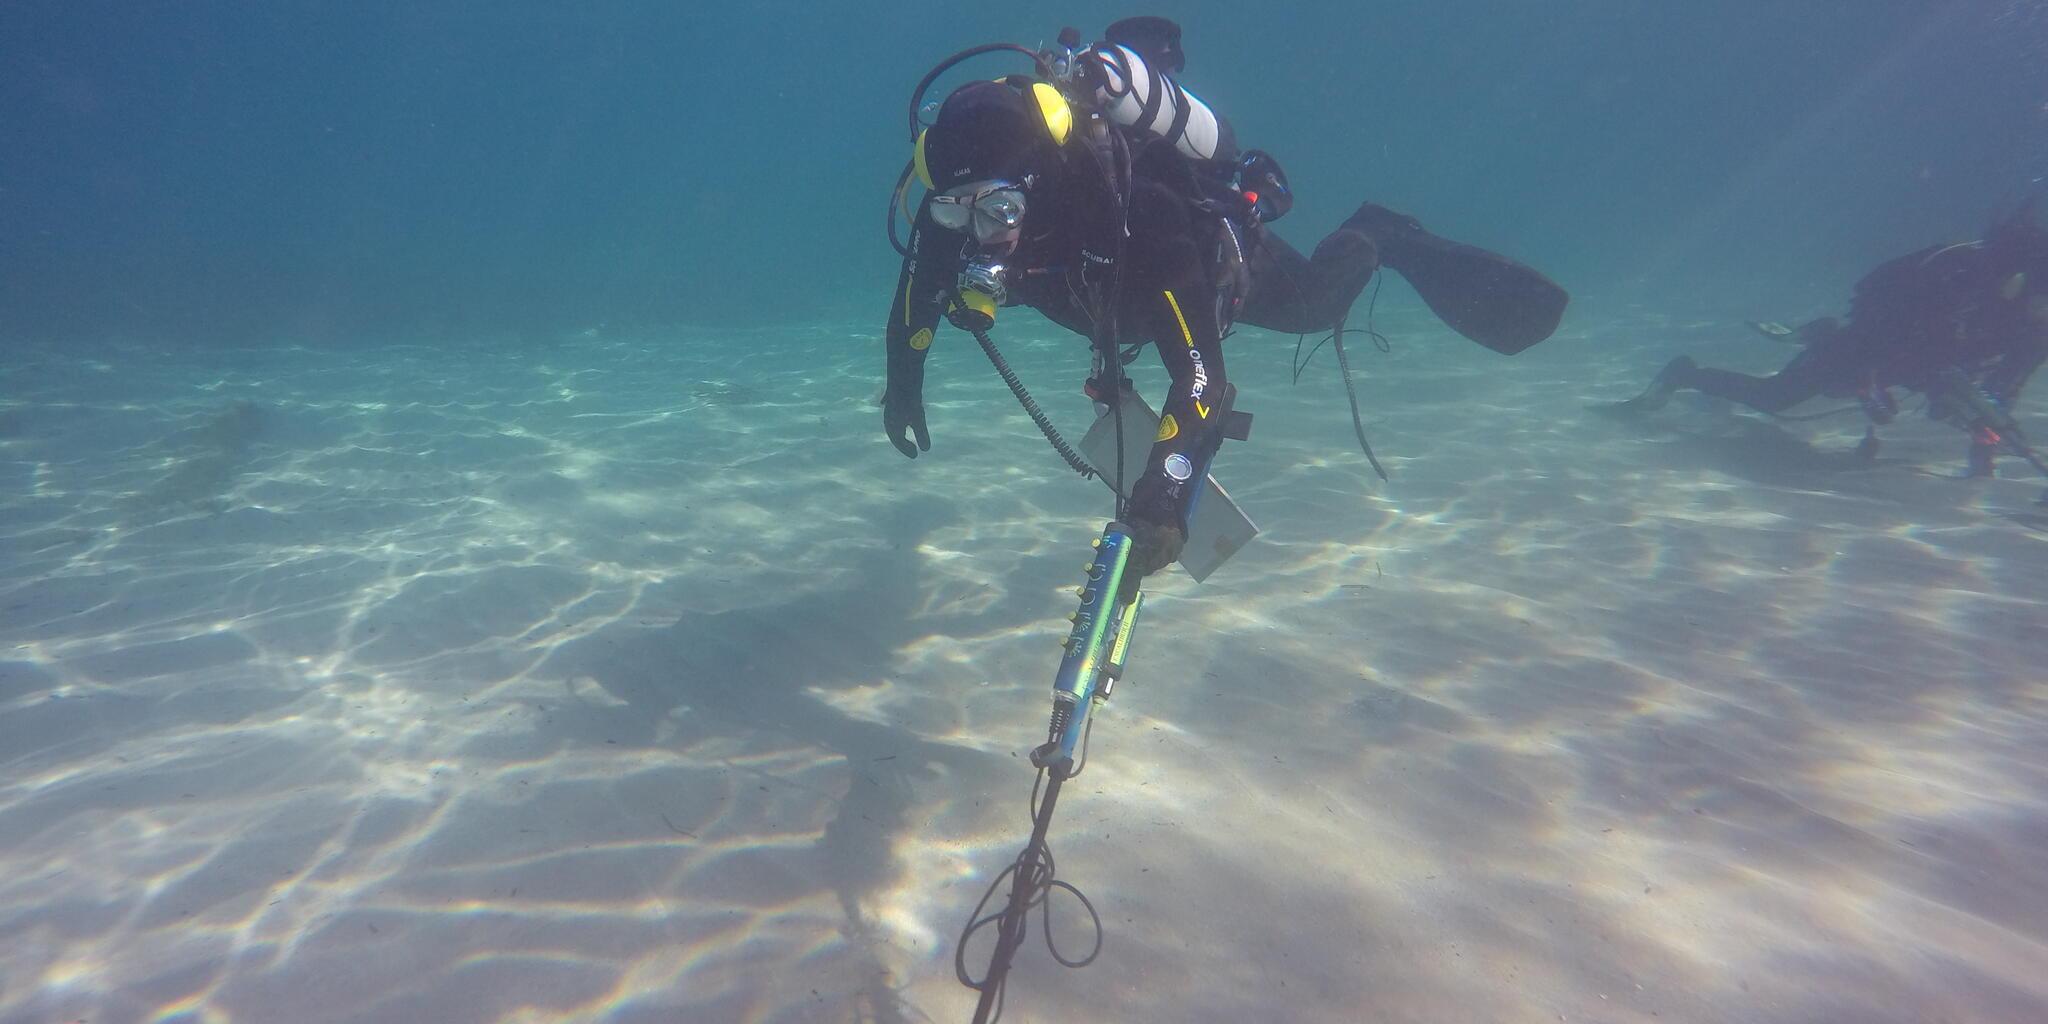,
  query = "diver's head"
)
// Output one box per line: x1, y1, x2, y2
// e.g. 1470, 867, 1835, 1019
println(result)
1983, 197, 2048, 323
916, 79, 1069, 257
